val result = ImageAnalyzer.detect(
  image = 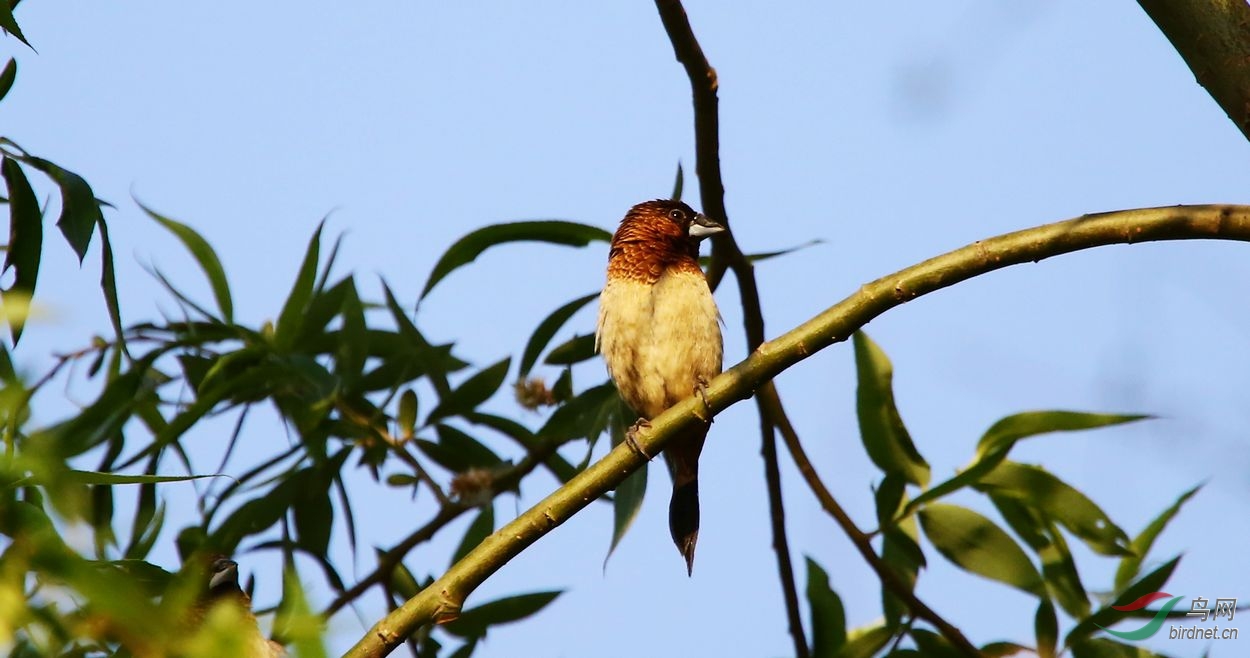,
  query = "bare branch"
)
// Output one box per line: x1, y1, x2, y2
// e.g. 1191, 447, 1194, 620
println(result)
1138, 0, 1250, 143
